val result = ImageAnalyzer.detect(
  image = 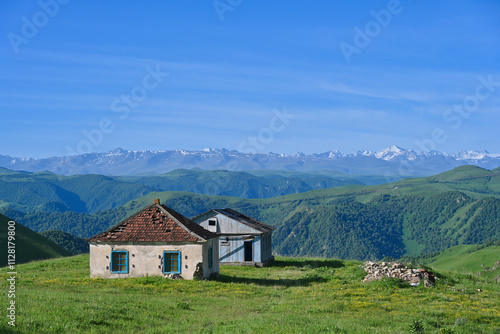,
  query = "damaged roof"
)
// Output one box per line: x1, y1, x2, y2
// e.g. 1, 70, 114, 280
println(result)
194, 208, 275, 233
87, 200, 218, 243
